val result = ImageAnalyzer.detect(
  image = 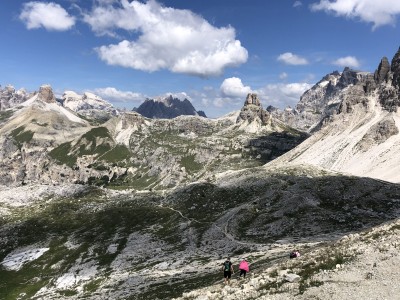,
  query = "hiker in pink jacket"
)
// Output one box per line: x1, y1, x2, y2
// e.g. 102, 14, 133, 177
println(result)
239, 258, 249, 279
